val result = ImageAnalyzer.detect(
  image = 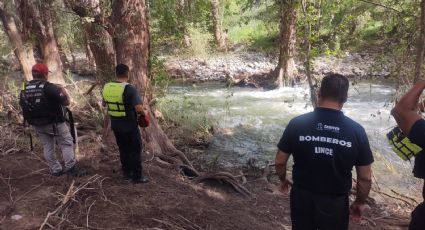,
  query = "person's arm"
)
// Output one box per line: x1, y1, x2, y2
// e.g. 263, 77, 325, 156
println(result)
275, 150, 291, 193
418, 99, 425, 113
59, 86, 70, 106
392, 80, 425, 135
355, 165, 372, 203
350, 165, 372, 221
135, 104, 145, 116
